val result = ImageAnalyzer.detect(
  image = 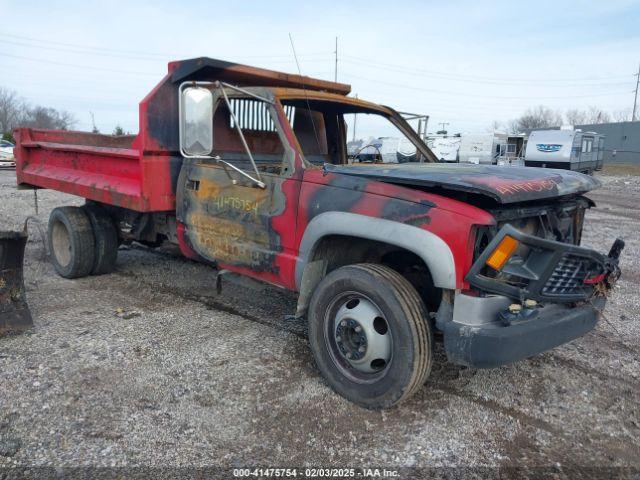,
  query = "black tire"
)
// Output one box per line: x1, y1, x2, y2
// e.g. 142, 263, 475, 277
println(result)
47, 206, 95, 279
308, 263, 433, 409
83, 203, 118, 275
